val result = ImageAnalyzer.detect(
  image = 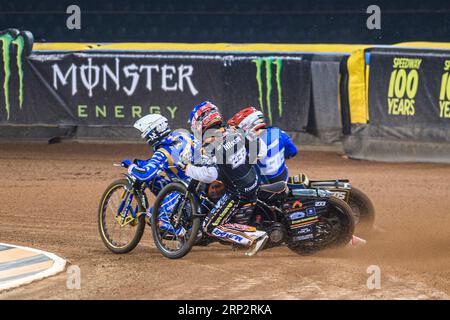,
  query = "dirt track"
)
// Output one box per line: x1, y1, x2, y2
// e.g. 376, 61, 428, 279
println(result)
0, 141, 449, 300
